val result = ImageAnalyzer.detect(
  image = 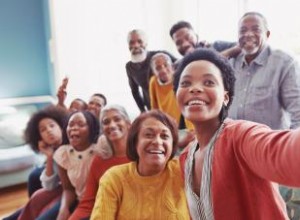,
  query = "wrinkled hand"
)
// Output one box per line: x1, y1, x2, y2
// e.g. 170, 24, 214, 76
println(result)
38, 140, 54, 158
